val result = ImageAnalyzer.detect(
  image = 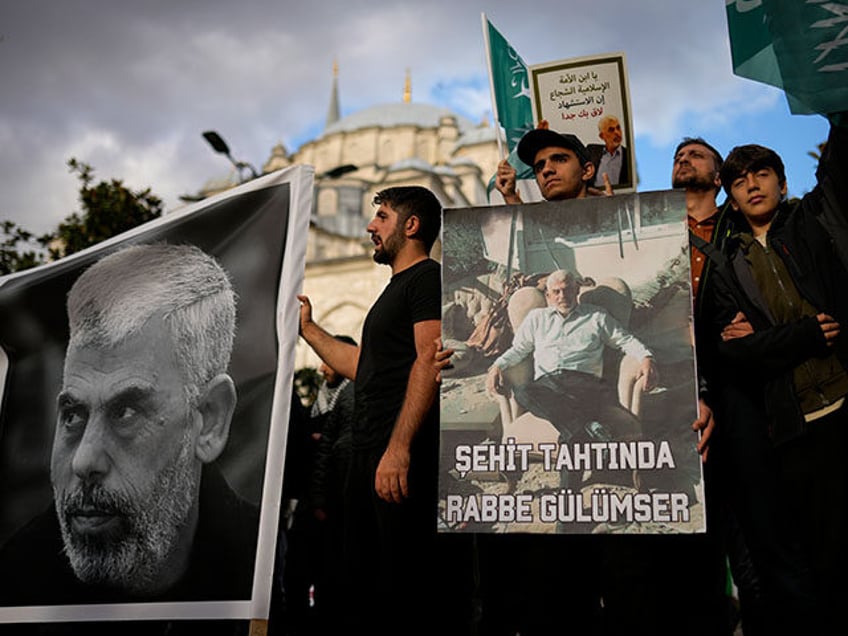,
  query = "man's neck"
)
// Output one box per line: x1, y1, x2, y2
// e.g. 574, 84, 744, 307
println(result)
686, 188, 718, 222
389, 243, 429, 275
750, 218, 773, 238
553, 305, 576, 317
547, 188, 588, 202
